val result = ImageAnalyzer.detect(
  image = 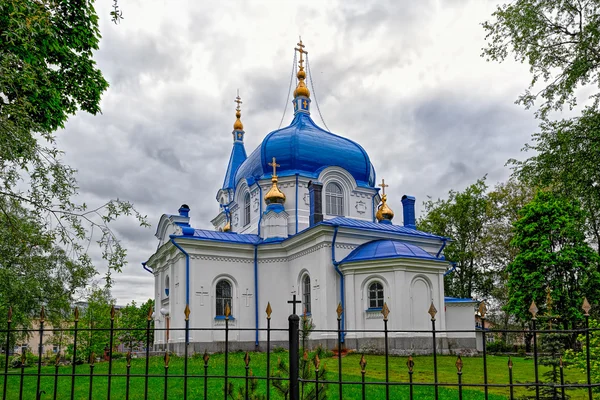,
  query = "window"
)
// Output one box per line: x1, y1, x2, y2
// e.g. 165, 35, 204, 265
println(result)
165, 275, 170, 297
244, 193, 251, 226
325, 182, 344, 216
368, 282, 384, 309
216, 280, 232, 316
303, 275, 311, 314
